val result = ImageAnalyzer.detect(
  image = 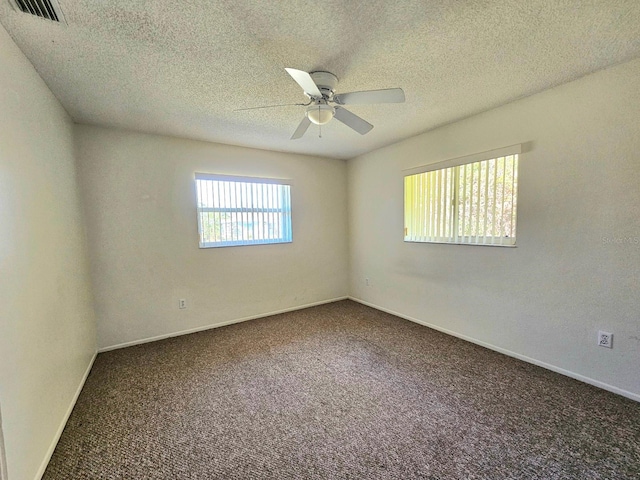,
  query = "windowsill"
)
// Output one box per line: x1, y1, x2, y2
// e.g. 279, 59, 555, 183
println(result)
199, 240, 293, 249
404, 239, 516, 248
